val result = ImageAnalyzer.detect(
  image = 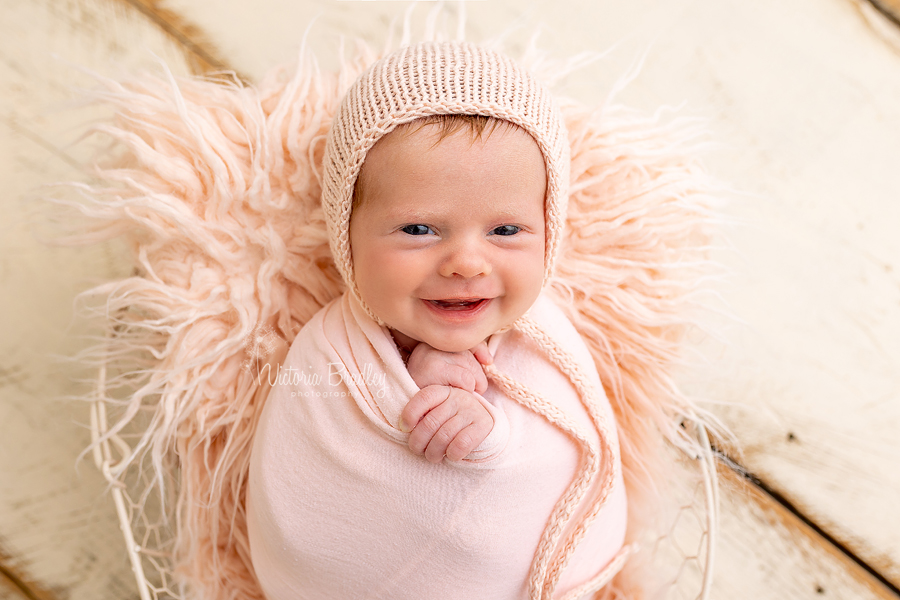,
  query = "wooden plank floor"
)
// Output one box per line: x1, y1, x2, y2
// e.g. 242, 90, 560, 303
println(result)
1, 0, 898, 598
0, 0, 192, 598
